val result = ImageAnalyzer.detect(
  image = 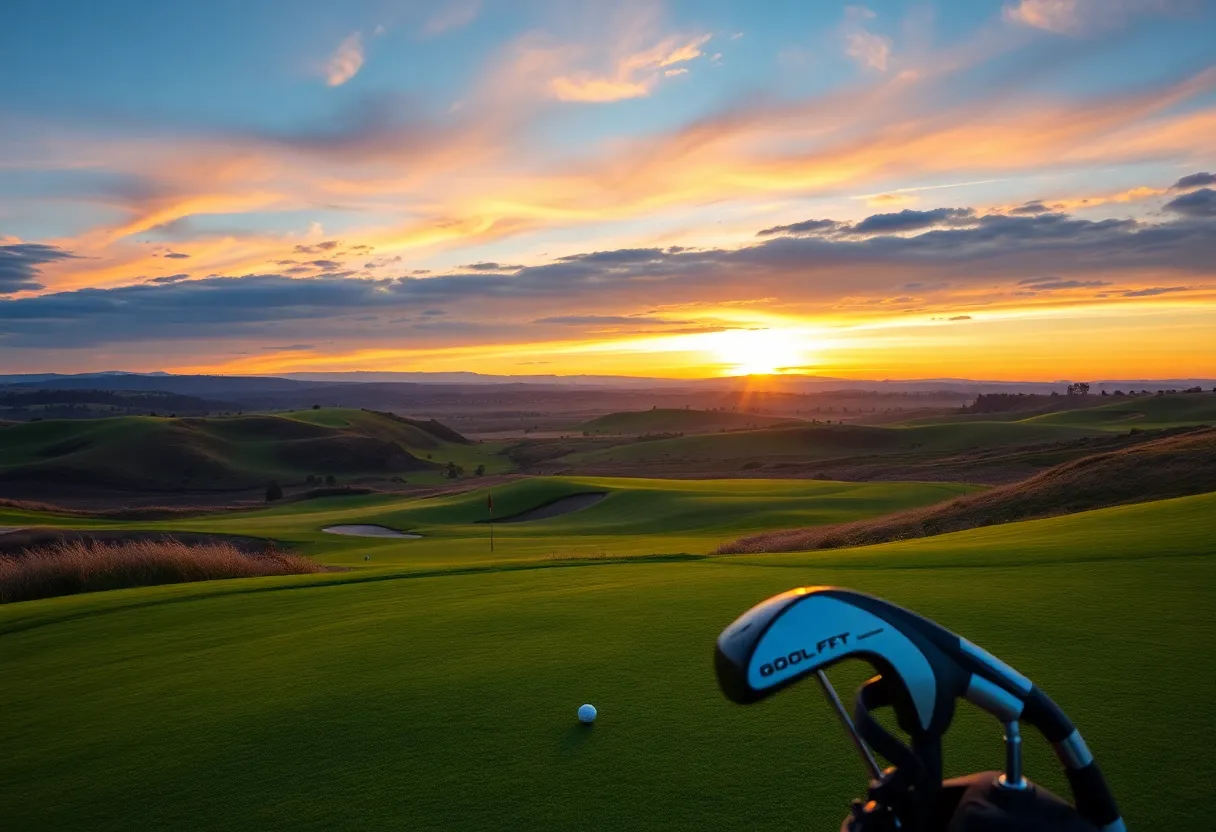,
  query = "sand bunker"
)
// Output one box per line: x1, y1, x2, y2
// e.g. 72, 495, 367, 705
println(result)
322, 525, 422, 539
490, 492, 608, 524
